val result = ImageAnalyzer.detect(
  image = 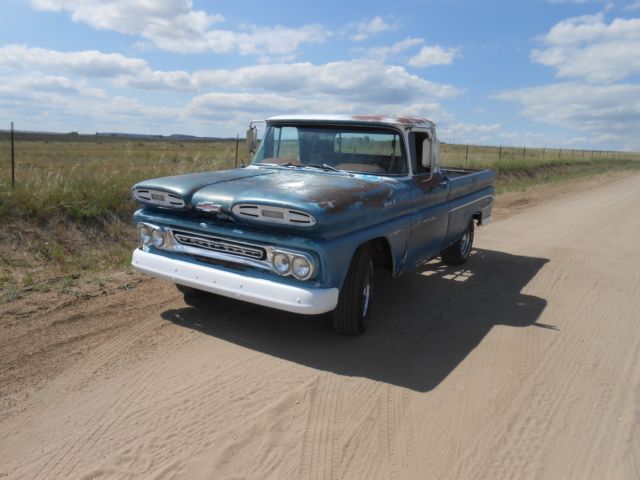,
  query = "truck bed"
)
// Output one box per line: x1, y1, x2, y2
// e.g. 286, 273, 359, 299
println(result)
442, 168, 496, 199
441, 167, 486, 178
